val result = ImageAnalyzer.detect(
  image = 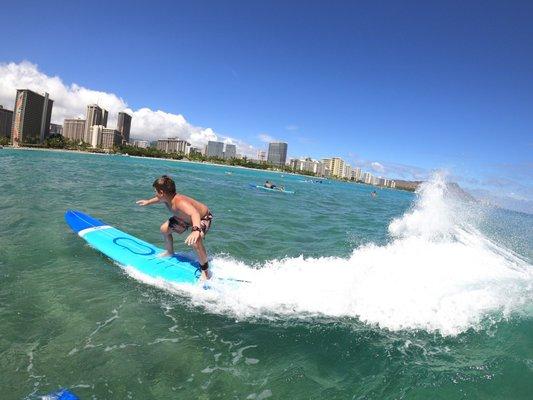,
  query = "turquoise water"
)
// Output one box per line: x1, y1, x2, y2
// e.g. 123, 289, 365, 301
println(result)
0, 148, 532, 399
